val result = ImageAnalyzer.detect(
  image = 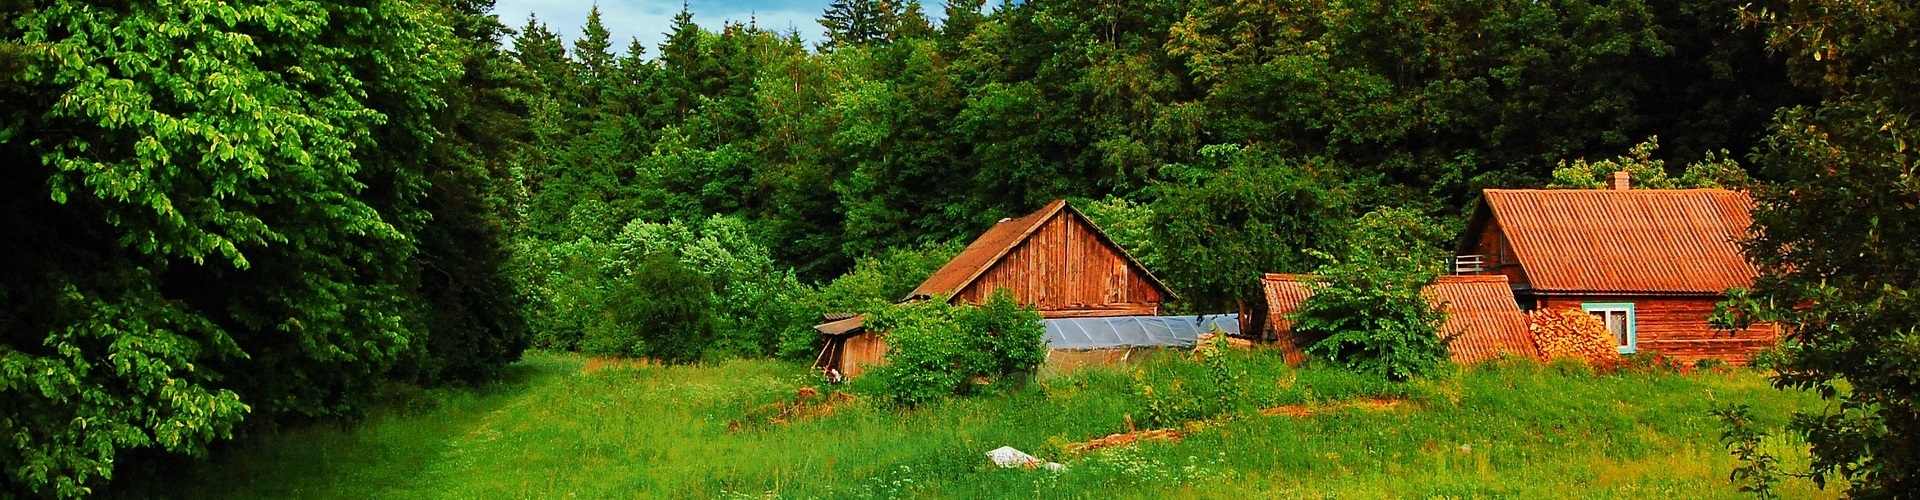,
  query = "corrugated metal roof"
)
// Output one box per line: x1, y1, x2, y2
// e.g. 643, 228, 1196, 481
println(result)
906, 199, 1173, 302
1480, 189, 1757, 294
1424, 275, 1539, 363
1261, 274, 1540, 363
821, 312, 859, 322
